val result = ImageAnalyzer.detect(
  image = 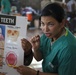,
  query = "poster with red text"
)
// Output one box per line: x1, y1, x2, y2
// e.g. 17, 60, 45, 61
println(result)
0, 15, 28, 75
